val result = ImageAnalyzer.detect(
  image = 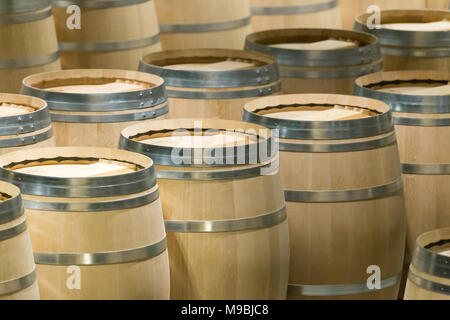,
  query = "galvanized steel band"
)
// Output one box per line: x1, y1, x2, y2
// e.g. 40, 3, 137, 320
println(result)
24, 188, 160, 212
402, 164, 450, 175
0, 6, 52, 24
408, 270, 450, 295
284, 177, 403, 203
166, 82, 282, 100
22, 80, 167, 112
354, 83, 450, 114
49, 103, 169, 123
0, 192, 24, 225
34, 236, 167, 266
138, 60, 280, 88
251, 0, 338, 15
244, 31, 381, 67
58, 34, 160, 52
394, 116, 450, 127
243, 108, 393, 140
0, 0, 50, 14
159, 16, 251, 34
0, 51, 59, 69
0, 107, 51, 136
381, 46, 450, 58
51, 0, 150, 8
0, 163, 157, 198
0, 127, 53, 149
0, 220, 27, 242
288, 274, 399, 296
279, 60, 383, 79
0, 269, 37, 296
279, 131, 396, 153
412, 245, 450, 279
165, 206, 286, 233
